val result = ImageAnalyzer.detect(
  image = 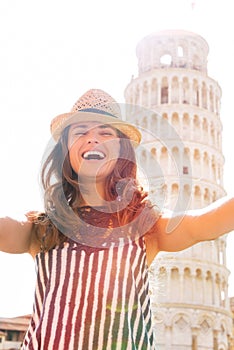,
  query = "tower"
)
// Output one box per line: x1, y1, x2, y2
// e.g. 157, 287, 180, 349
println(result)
124, 30, 232, 349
